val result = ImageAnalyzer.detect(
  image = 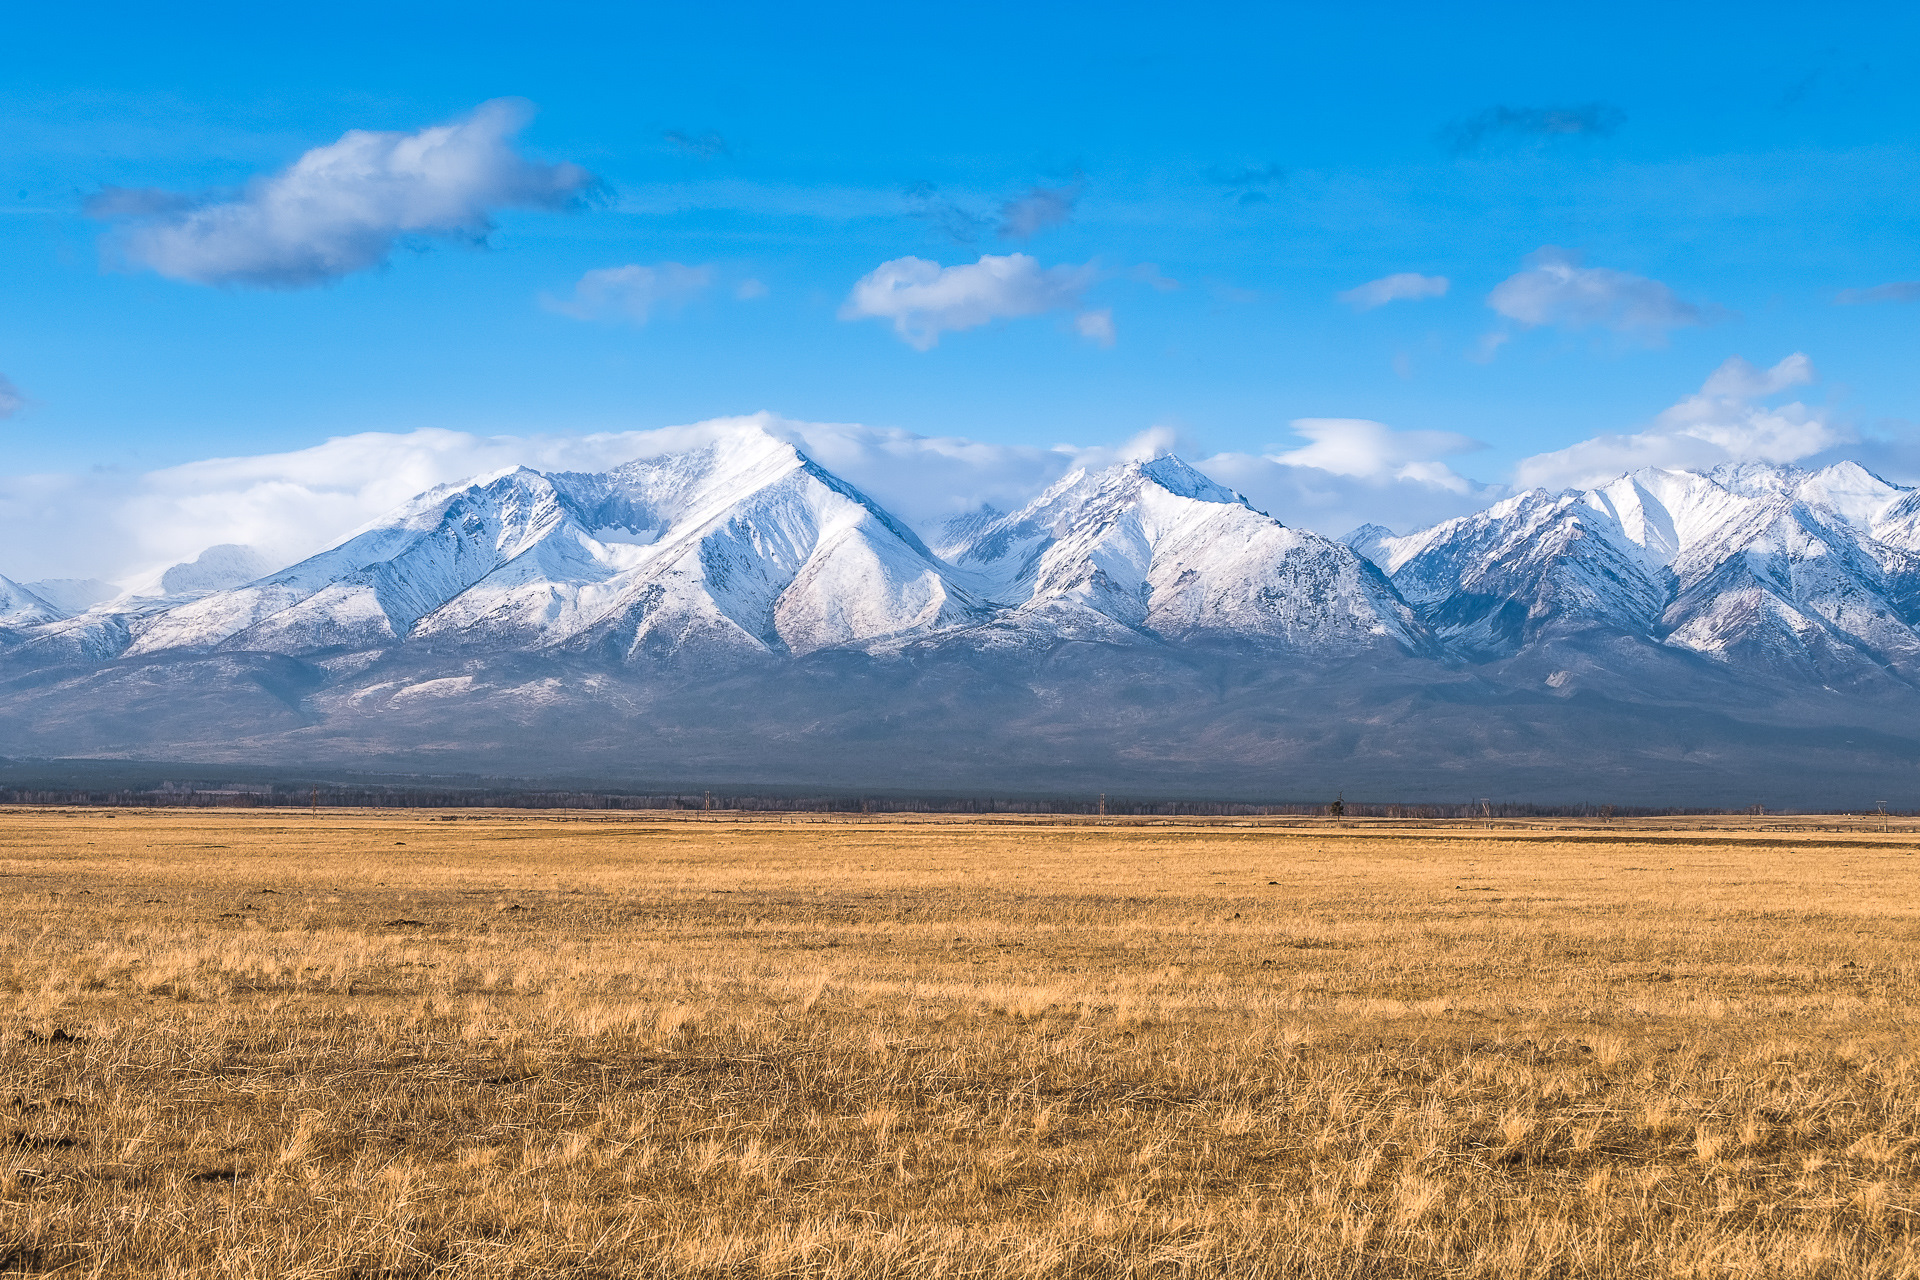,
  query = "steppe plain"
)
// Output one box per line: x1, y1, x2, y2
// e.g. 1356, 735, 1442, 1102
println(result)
1, 806, 1917, 1278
